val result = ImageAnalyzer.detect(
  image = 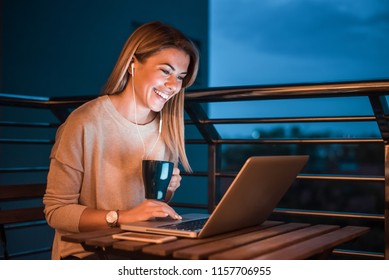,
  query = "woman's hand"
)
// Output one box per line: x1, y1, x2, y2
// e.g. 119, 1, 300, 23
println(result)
118, 199, 182, 225
168, 167, 181, 192
165, 167, 181, 203
79, 199, 181, 232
